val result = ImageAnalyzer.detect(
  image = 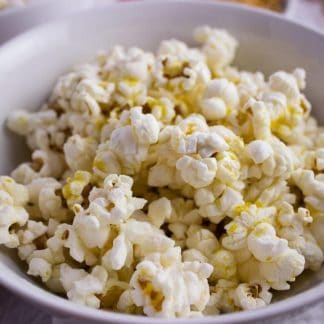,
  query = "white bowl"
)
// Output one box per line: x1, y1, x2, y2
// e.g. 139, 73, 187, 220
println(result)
0, 0, 100, 44
0, 1, 324, 323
